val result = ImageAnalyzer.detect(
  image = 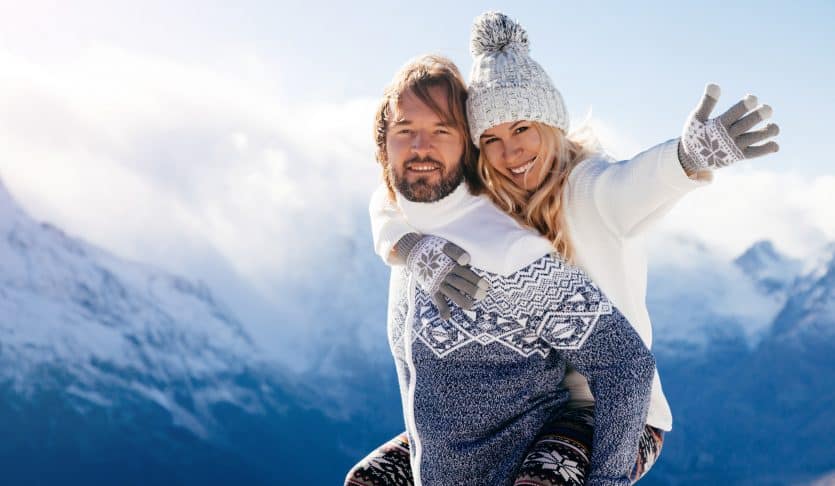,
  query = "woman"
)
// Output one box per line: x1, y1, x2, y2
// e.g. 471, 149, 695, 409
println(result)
352, 11, 779, 486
